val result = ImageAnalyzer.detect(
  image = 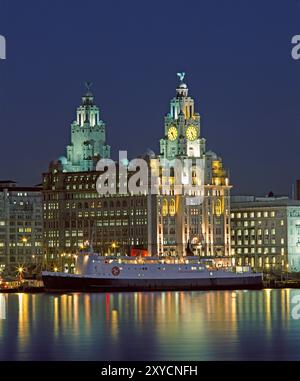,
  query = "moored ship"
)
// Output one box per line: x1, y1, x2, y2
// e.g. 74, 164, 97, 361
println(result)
42, 251, 263, 292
